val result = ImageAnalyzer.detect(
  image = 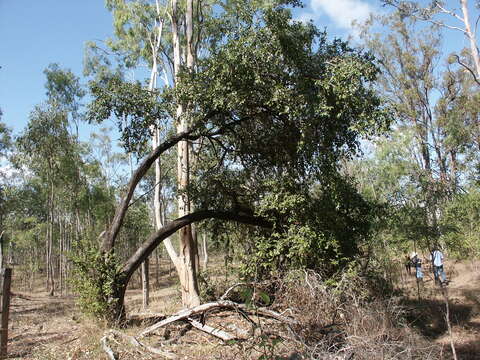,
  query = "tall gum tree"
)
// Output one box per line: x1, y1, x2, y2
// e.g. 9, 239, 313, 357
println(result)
384, 0, 480, 85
